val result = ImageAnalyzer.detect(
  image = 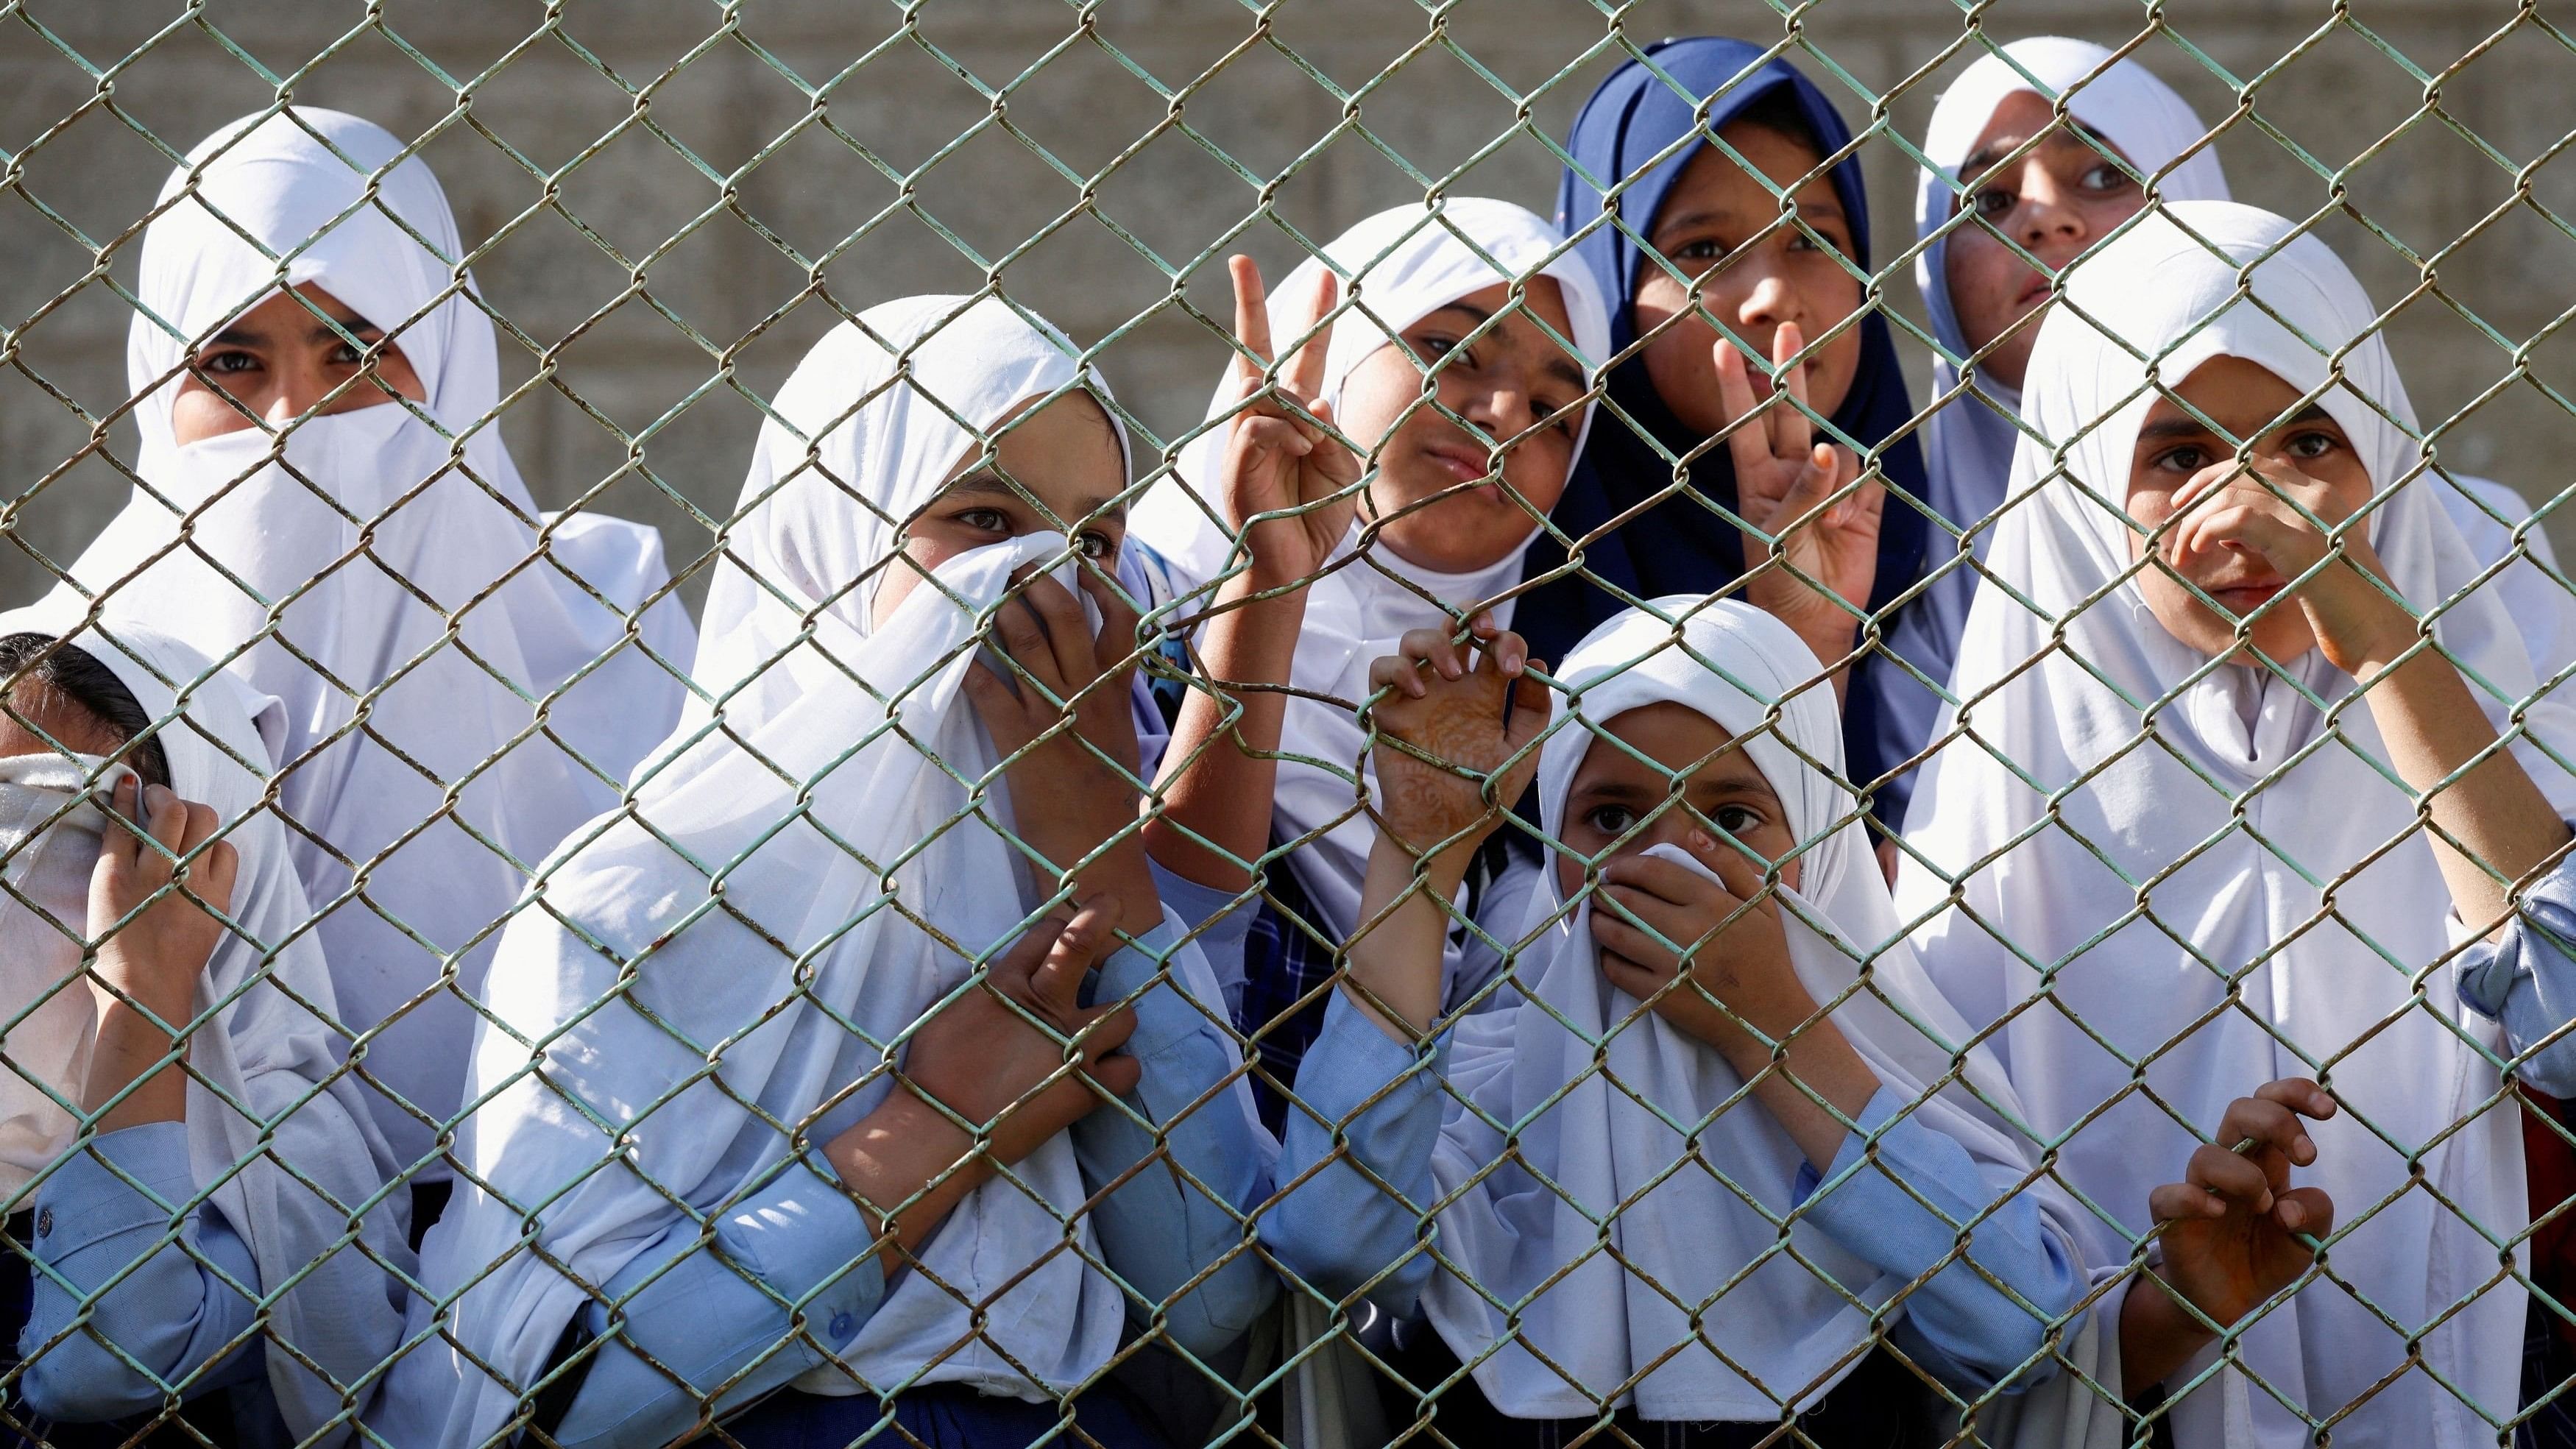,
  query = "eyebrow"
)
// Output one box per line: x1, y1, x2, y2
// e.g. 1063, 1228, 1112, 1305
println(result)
1958, 121, 2126, 188
1422, 302, 1589, 393
2137, 403, 2333, 447
205, 308, 385, 351
944, 471, 1127, 524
